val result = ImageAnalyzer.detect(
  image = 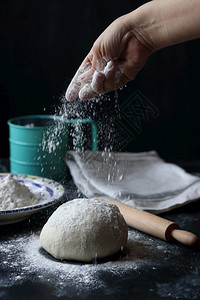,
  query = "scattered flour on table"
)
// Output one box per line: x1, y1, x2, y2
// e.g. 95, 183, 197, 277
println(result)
0, 175, 41, 210
0, 229, 182, 297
